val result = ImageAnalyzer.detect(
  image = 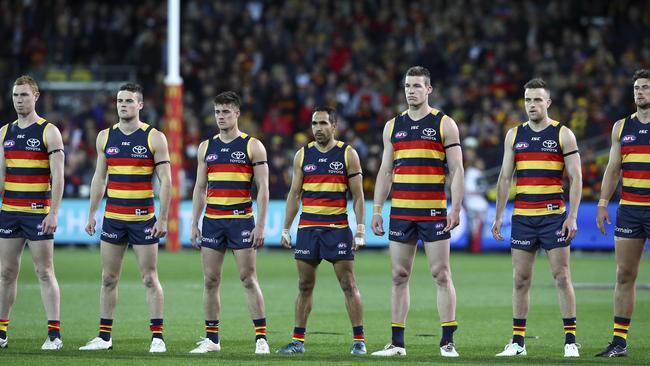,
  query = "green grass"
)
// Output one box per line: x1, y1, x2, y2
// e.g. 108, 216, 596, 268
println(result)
2, 248, 650, 365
